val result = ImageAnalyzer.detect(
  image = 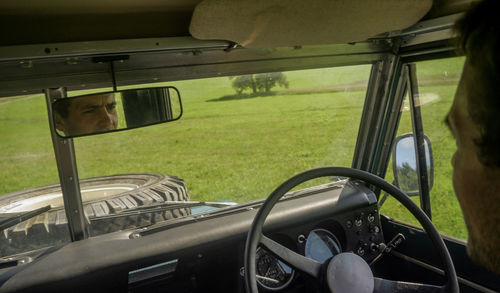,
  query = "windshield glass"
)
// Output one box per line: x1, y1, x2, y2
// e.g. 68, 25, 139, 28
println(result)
75, 65, 371, 202
0, 64, 371, 257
